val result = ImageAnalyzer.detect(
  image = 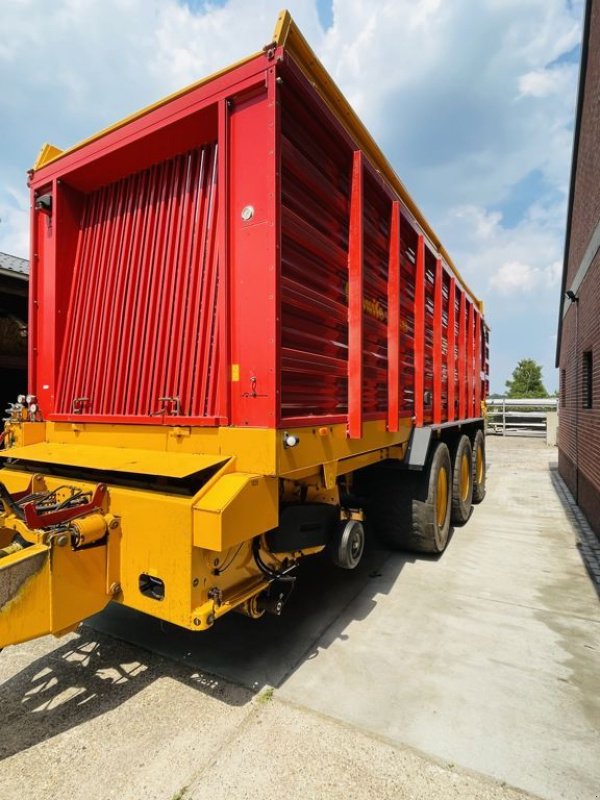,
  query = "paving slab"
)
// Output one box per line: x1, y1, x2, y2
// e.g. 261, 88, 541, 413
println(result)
1, 436, 598, 800
185, 696, 538, 800
0, 628, 535, 800
0, 628, 253, 800
277, 437, 600, 800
